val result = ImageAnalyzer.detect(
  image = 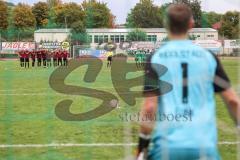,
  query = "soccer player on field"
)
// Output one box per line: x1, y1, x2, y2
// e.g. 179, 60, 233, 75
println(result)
63, 50, 69, 66
22, 50, 27, 68
107, 51, 113, 68
53, 50, 57, 67
137, 4, 240, 160
42, 50, 47, 68
135, 49, 142, 68
57, 50, 62, 66
37, 50, 42, 67
140, 49, 146, 67
22, 50, 26, 68
138, 49, 144, 67
18, 50, 24, 67
31, 50, 36, 67
24, 50, 30, 68
46, 50, 52, 68
134, 50, 139, 67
